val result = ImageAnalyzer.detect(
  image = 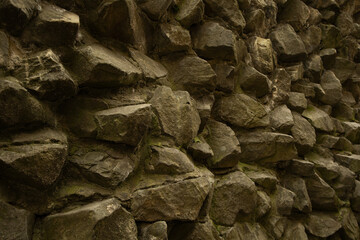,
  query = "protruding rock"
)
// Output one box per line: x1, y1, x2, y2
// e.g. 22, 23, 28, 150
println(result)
320, 24, 342, 49
342, 122, 360, 143
237, 64, 271, 98
270, 105, 294, 133
282, 221, 308, 240
246, 170, 278, 192
271, 68, 292, 106
210, 171, 257, 226
214, 94, 269, 128
291, 112, 316, 155
256, 191, 271, 218
138, 221, 168, 240
319, 70, 342, 105
155, 23, 191, 55
175, 0, 204, 28
136, 0, 172, 20
248, 37, 275, 75
305, 213, 342, 238
282, 175, 312, 213
331, 57, 356, 83
278, 0, 310, 31
276, 186, 296, 215
288, 92, 307, 112
299, 25, 322, 54
288, 159, 315, 177
94, 104, 152, 146
302, 105, 335, 132
40, 198, 137, 240
304, 54, 323, 82
188, 139, 214, 161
